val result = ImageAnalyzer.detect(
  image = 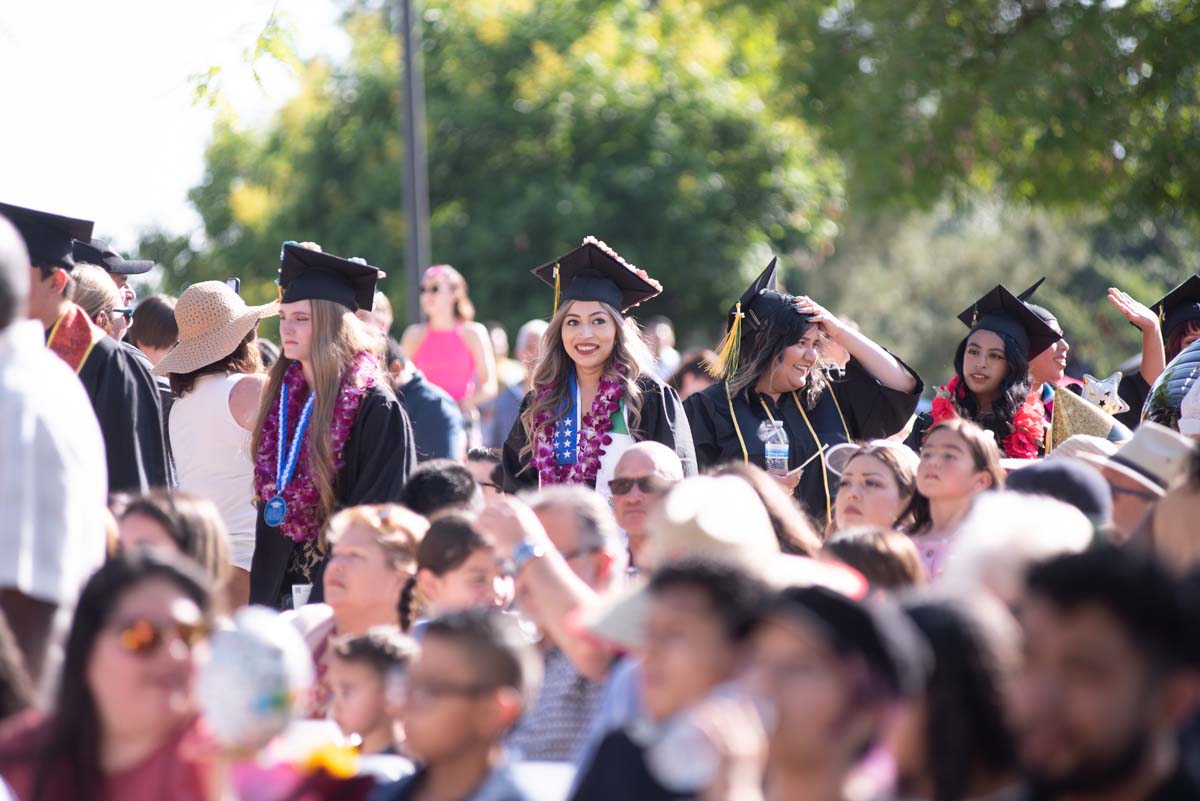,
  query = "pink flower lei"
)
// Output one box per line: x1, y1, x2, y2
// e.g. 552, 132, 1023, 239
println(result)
929, 376, 1045, 459
254, 351, 378, 542
529, 372, 625, 486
